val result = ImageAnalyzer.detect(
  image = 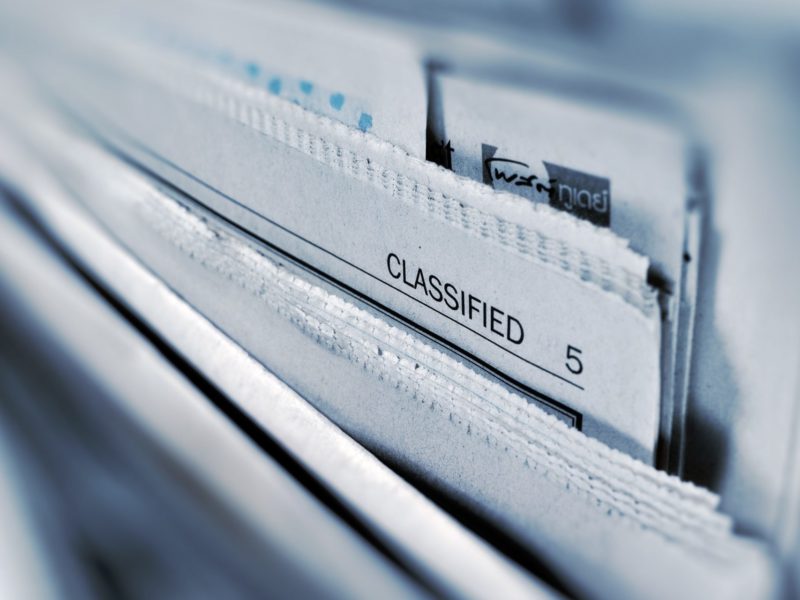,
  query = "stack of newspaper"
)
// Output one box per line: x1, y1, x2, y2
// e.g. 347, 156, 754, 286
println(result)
0, 0, 798, 598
